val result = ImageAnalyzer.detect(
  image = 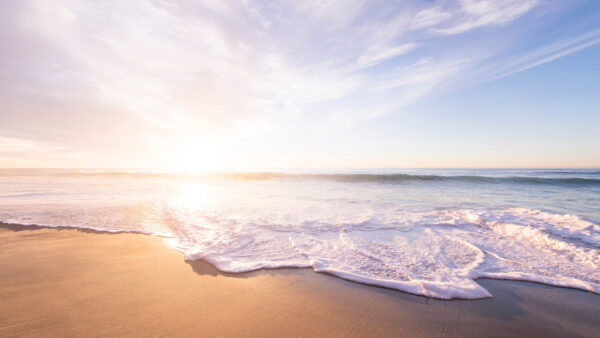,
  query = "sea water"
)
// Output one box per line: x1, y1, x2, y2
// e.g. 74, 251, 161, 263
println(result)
1, 168, 598, 299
